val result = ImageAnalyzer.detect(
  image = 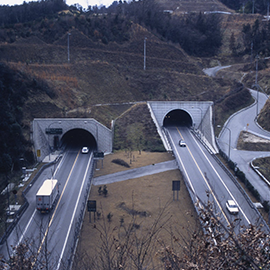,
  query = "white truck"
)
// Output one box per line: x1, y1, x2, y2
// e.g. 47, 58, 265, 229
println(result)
36, 179, 59, 213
